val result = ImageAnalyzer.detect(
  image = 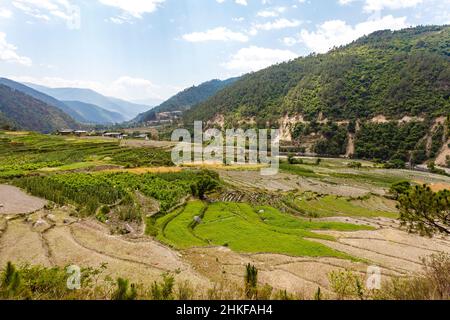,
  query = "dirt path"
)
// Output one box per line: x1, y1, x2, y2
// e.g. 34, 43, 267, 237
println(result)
0, 185, 47, 215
